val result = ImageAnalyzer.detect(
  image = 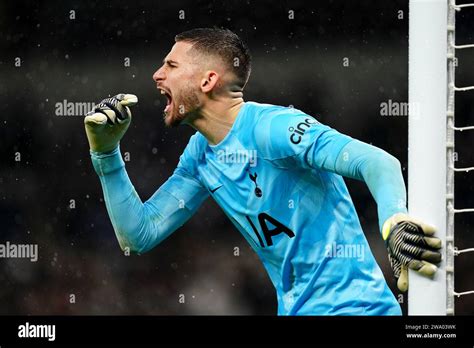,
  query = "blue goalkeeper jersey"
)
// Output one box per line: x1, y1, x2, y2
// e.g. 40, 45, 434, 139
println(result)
91, 101, 405, 315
